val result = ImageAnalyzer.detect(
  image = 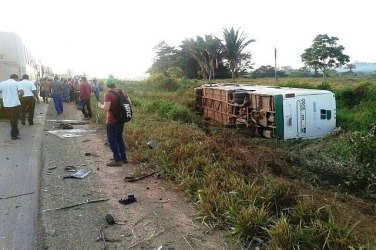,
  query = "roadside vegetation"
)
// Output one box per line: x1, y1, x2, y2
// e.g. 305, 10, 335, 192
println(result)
89, 75, 376, 249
